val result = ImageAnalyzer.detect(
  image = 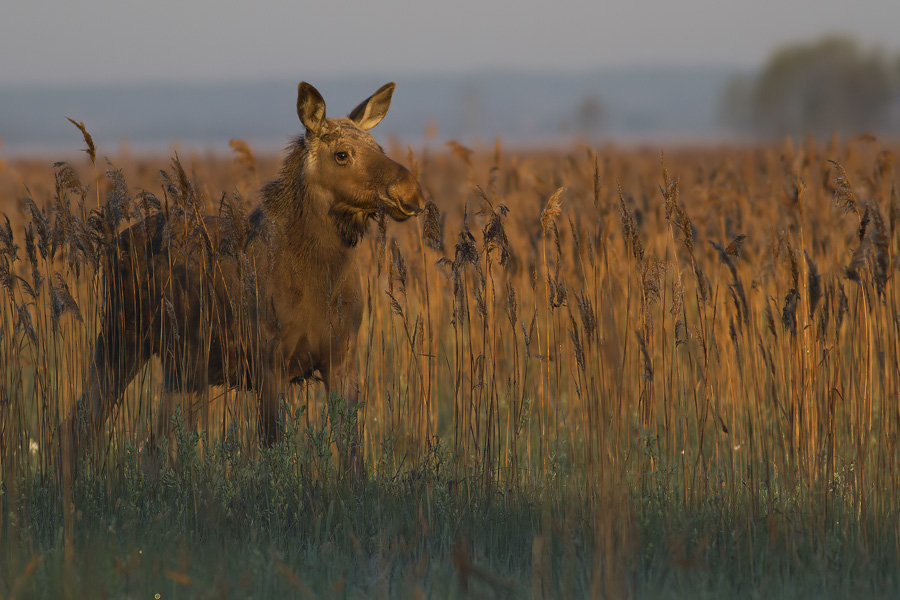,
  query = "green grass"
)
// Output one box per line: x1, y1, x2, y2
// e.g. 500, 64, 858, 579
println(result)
4, 405, 900, 598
